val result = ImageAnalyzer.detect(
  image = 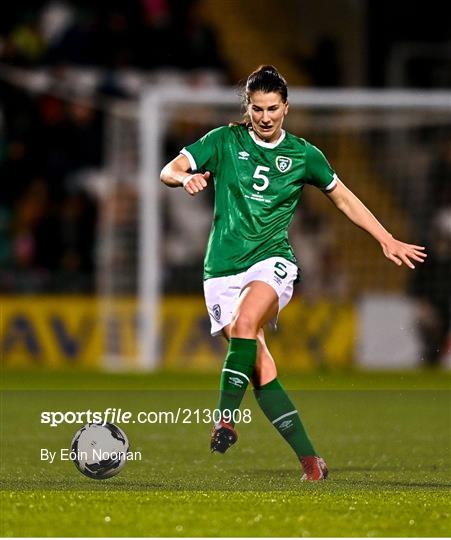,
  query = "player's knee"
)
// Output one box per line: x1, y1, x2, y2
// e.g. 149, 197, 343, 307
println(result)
230, 313, 258, 338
